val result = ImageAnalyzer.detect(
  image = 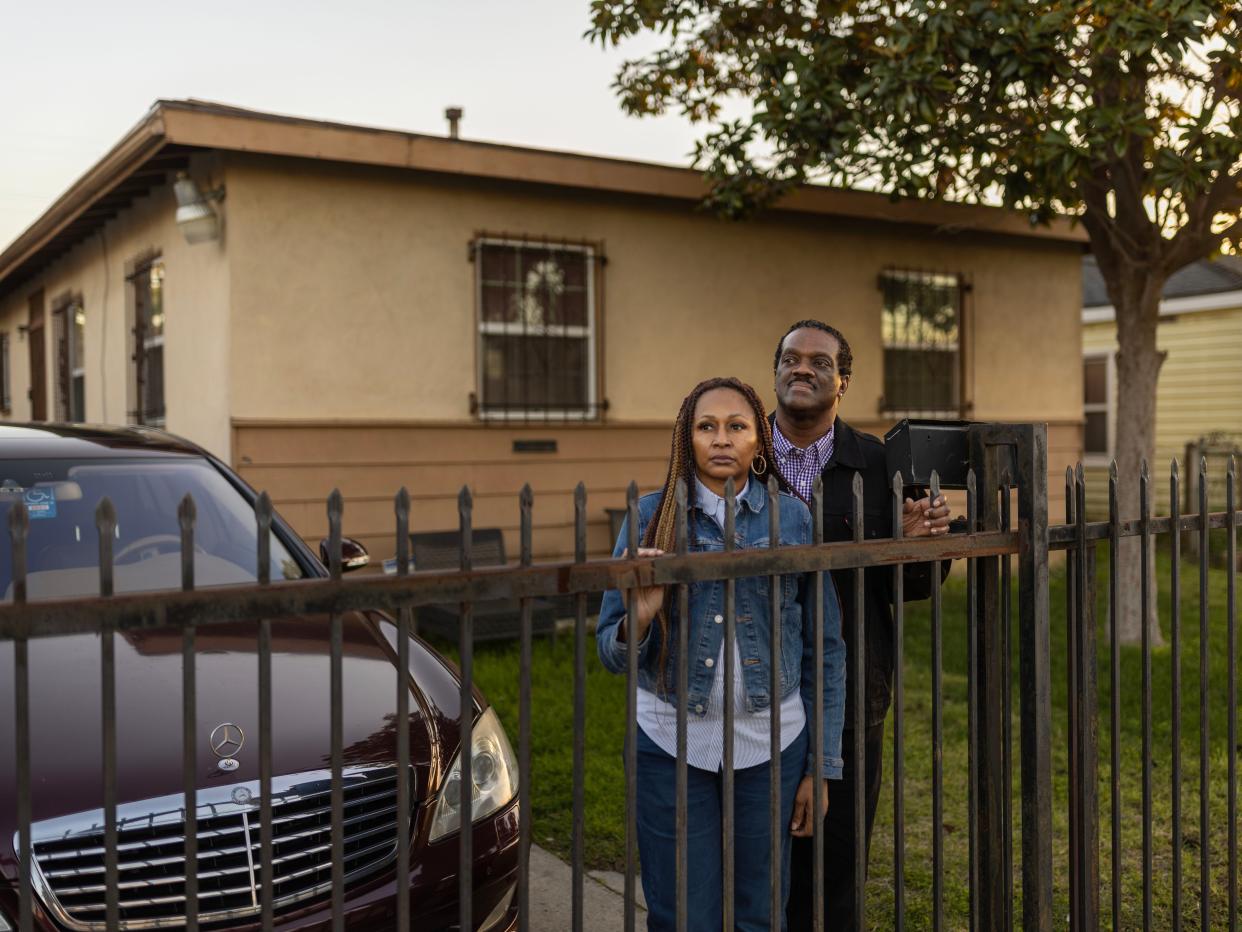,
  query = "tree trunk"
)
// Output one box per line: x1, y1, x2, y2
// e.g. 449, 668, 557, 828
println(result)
1111, 284, 1165, 646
